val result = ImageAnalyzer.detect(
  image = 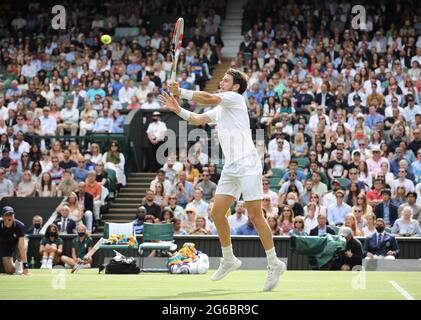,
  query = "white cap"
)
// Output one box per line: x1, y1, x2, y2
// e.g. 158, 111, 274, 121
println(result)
339, 226, 353, 237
